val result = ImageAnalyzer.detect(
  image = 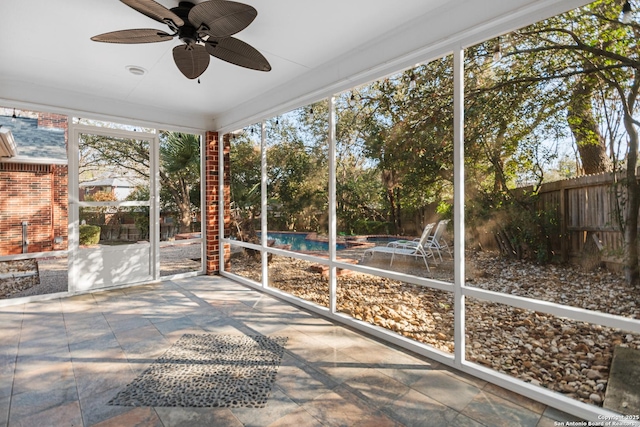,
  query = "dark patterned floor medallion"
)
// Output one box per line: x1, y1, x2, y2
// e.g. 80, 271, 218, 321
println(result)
108, 334, 288, 408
